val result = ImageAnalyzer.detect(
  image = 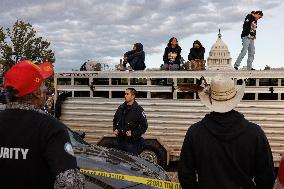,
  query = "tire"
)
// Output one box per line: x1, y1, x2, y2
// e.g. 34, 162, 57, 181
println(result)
140, 140, 167, 168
